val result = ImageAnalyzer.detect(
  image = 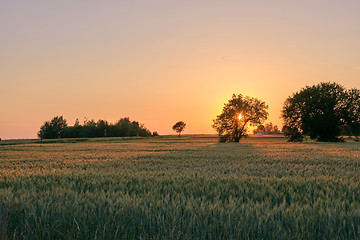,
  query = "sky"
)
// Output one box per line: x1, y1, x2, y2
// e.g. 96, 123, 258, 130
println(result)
1, 1, 360, 139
